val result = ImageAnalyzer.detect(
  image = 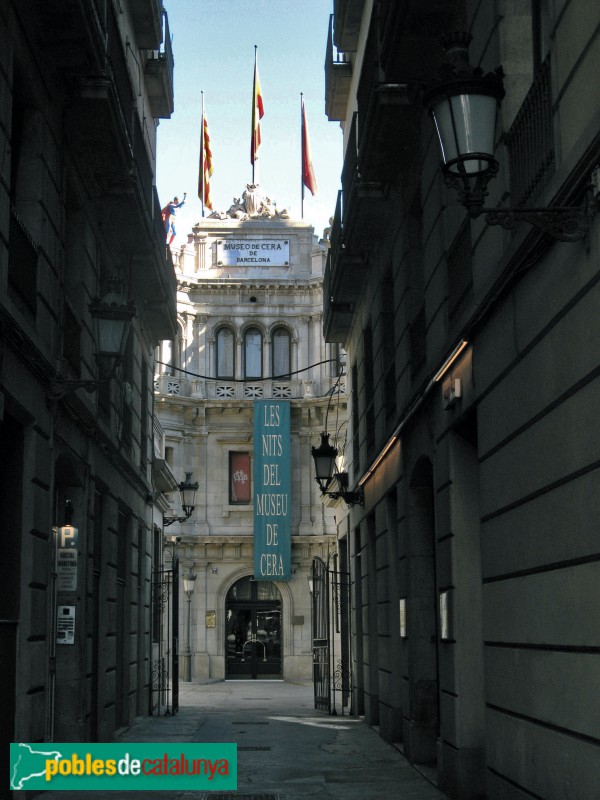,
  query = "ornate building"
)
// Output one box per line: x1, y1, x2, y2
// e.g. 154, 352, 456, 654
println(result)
155, 185, 343, 681
323, 1, 600, 798
1, 0, 176, 757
